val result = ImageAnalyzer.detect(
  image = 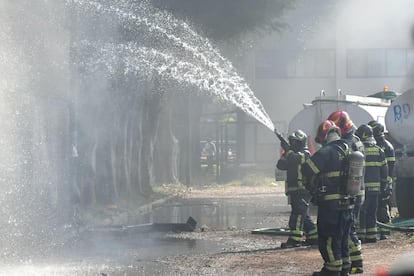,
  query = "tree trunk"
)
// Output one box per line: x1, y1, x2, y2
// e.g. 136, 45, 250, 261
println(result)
155, 94, 179, 184
139, 78, 164, 195
173, 93, 203, 185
